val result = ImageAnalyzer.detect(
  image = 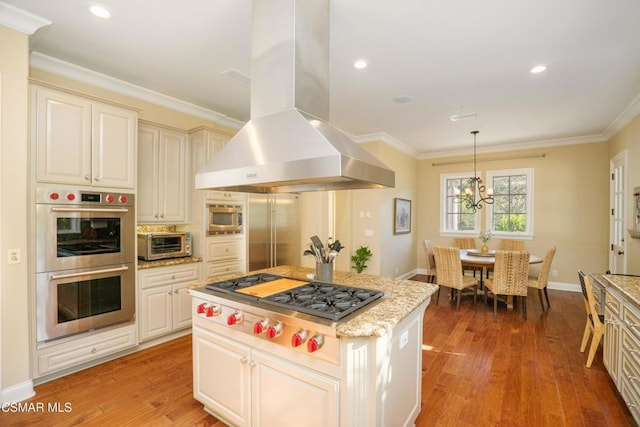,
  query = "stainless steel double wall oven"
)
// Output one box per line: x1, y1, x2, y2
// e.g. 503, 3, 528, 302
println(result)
36, 187, 136, 343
